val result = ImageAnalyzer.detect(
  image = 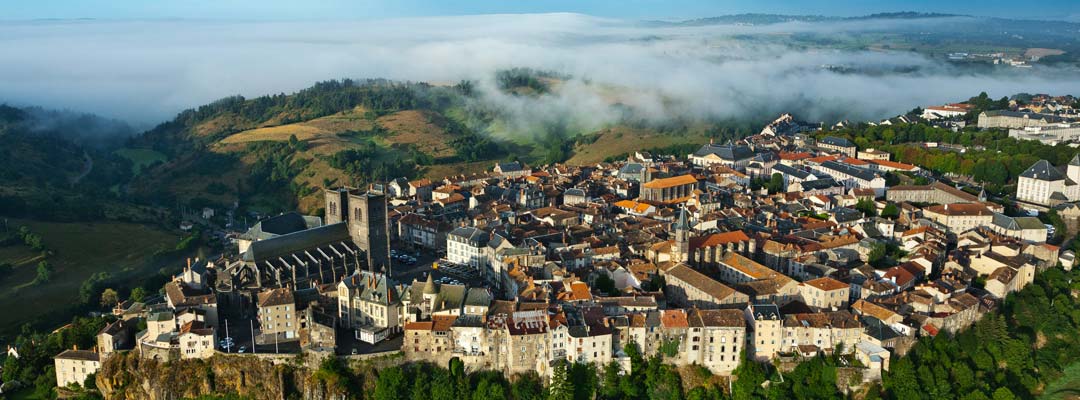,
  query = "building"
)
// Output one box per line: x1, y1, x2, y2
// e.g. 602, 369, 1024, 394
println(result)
857, 148, 890, 161
447, 226, 490, 270
689, 143, 755, 169
922, 203, 995, 233
1016, 158, 1080, 207
257, 287, 298, 342
325, 187, 391, 272
338, 270, 407, 343
818, 137, 857, 157
799, 277, 850, 310
990, 213, 1049, 243
398, 213, 451, 251
683, 308, 747, 375
744, 304, 783, 361
921, 104, 973, 120
978, 110, 1070, 129
640, 175, 698, 203
178, 321, 215, 359
54, 349, 100, 388
887, 182, 981, 205
663, 263, 749, 308
811, 161, 886, 196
